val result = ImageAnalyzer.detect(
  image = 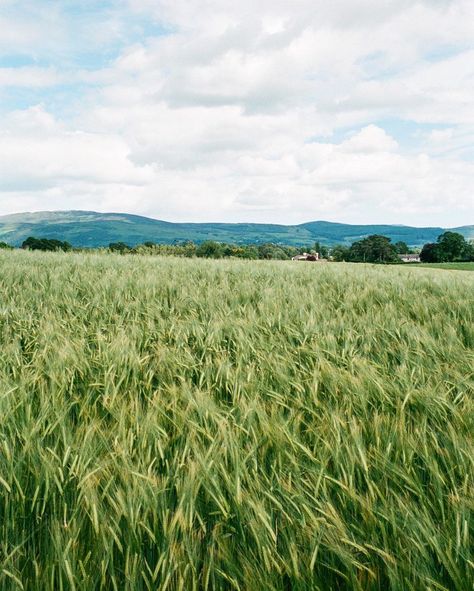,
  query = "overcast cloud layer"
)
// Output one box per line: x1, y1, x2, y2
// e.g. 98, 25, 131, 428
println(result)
0, 0, 473, 225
